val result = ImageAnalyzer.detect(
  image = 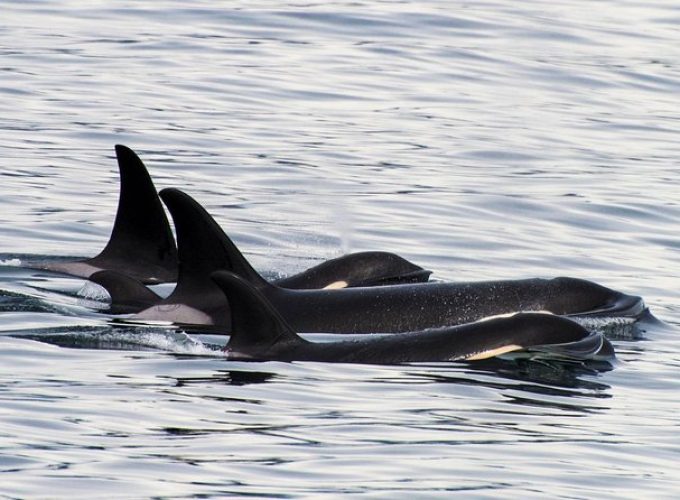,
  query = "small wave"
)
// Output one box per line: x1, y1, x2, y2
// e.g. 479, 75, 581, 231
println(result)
77, 281, 111, 301
75, 281, 111, 311
108, 329, 222, 355
0, 258, 22, 266
571, 316, 640, 339
17, 327, 223, 356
